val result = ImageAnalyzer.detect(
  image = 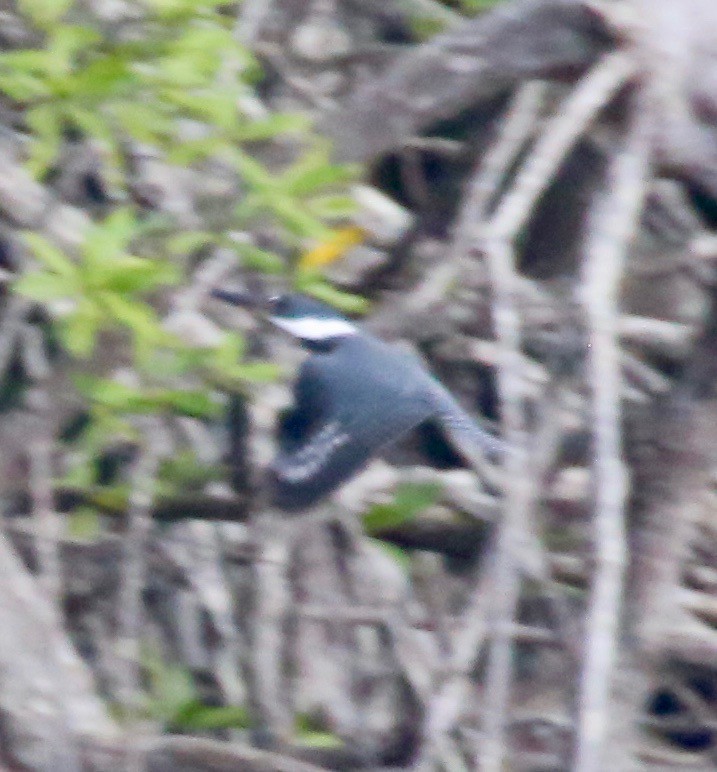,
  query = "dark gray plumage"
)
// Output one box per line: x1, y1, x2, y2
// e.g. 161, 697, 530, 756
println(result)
212, 290, 501, 510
